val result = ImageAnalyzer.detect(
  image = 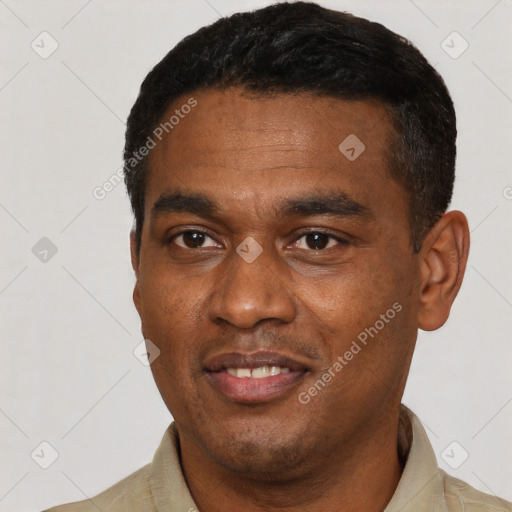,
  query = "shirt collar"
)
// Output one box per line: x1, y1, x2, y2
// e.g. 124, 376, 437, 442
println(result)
384, 404, 448, 511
